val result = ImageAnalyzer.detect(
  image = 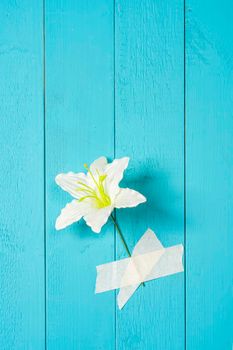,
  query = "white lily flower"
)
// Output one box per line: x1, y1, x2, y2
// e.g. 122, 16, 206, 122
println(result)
55, 157, 146, 233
